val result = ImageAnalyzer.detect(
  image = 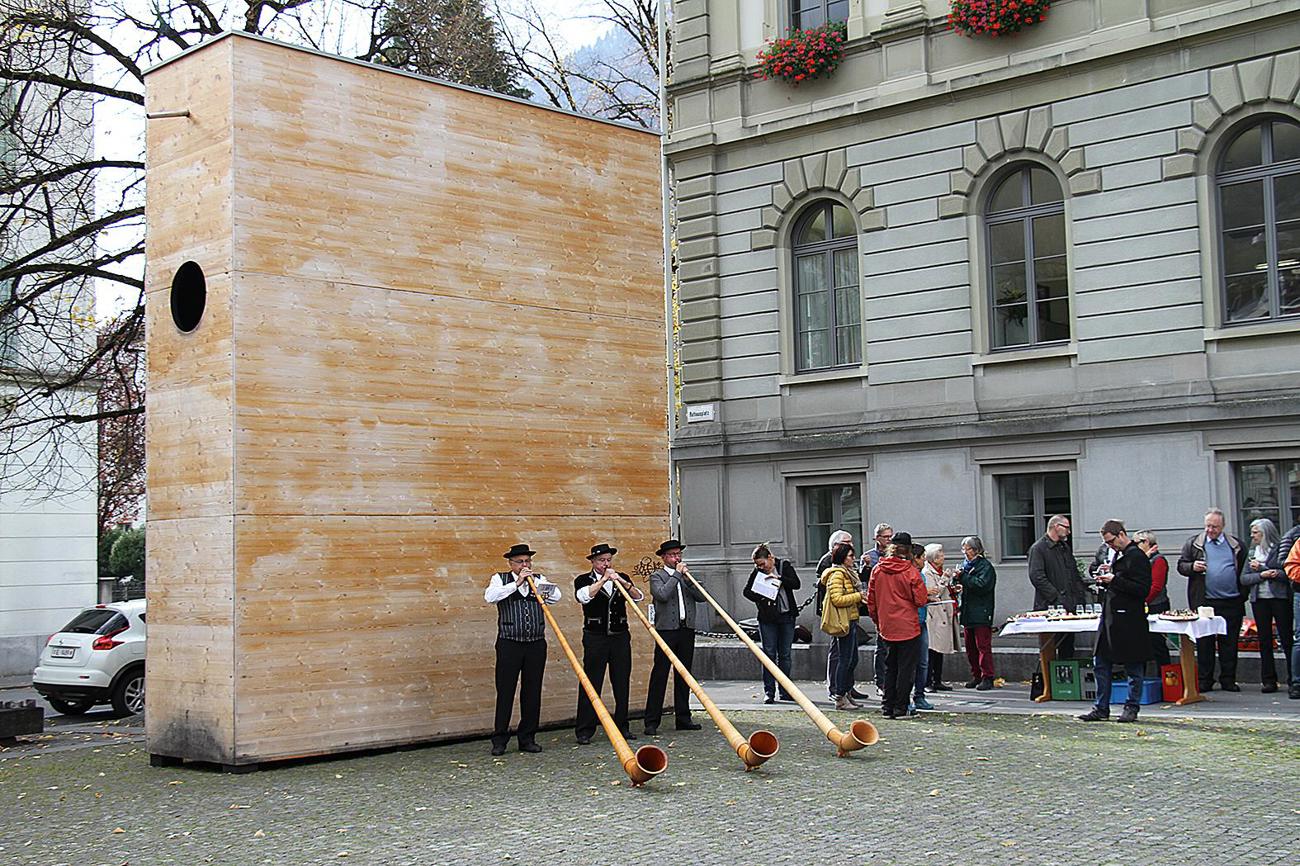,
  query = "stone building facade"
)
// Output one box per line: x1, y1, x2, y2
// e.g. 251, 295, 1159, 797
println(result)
664, 0, 1300, 631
